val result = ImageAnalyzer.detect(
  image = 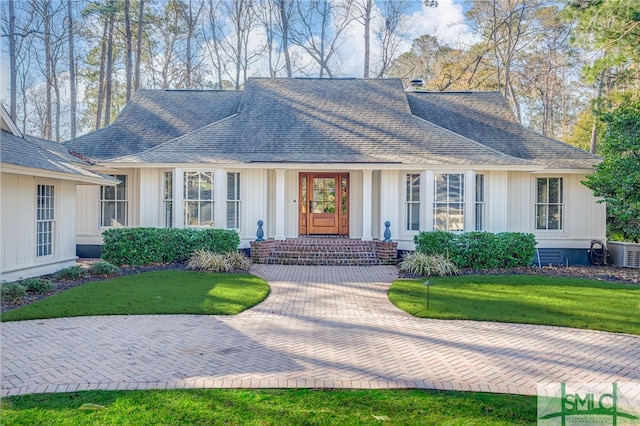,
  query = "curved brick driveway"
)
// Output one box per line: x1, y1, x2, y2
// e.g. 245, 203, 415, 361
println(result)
2, 265, 639, 397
